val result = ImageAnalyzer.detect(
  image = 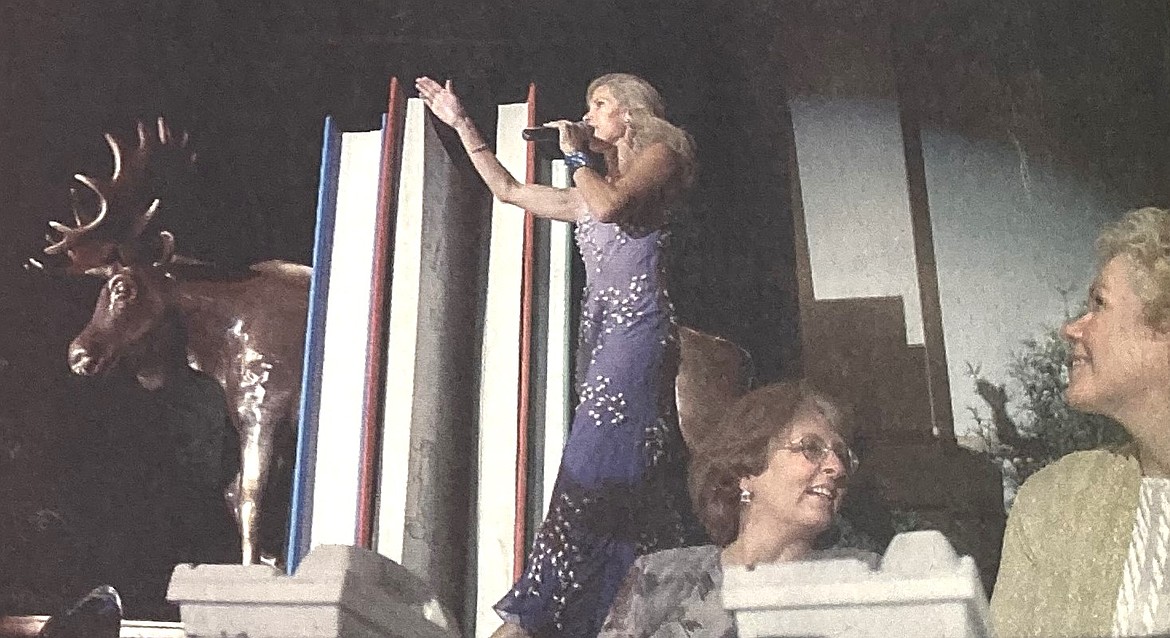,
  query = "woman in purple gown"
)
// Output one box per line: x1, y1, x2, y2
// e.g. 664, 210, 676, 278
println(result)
416, 73, 705, 637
